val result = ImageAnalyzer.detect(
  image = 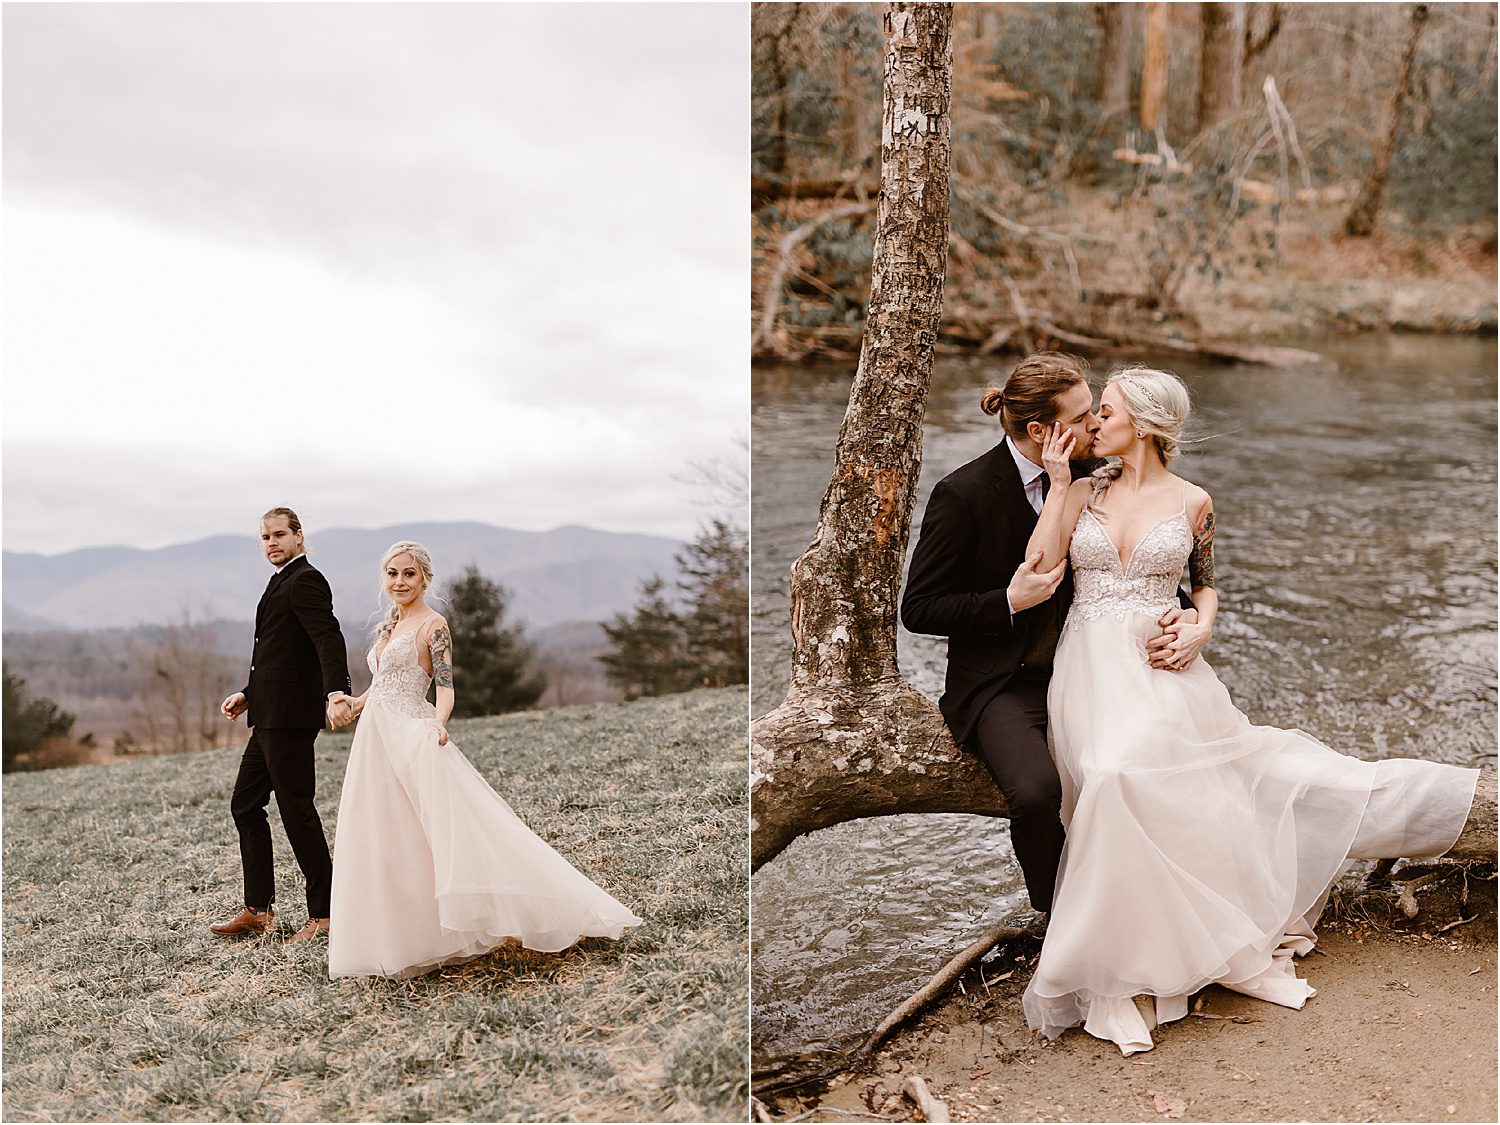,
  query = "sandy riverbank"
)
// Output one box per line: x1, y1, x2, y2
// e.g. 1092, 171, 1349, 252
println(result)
760, 886, 1496, 1123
